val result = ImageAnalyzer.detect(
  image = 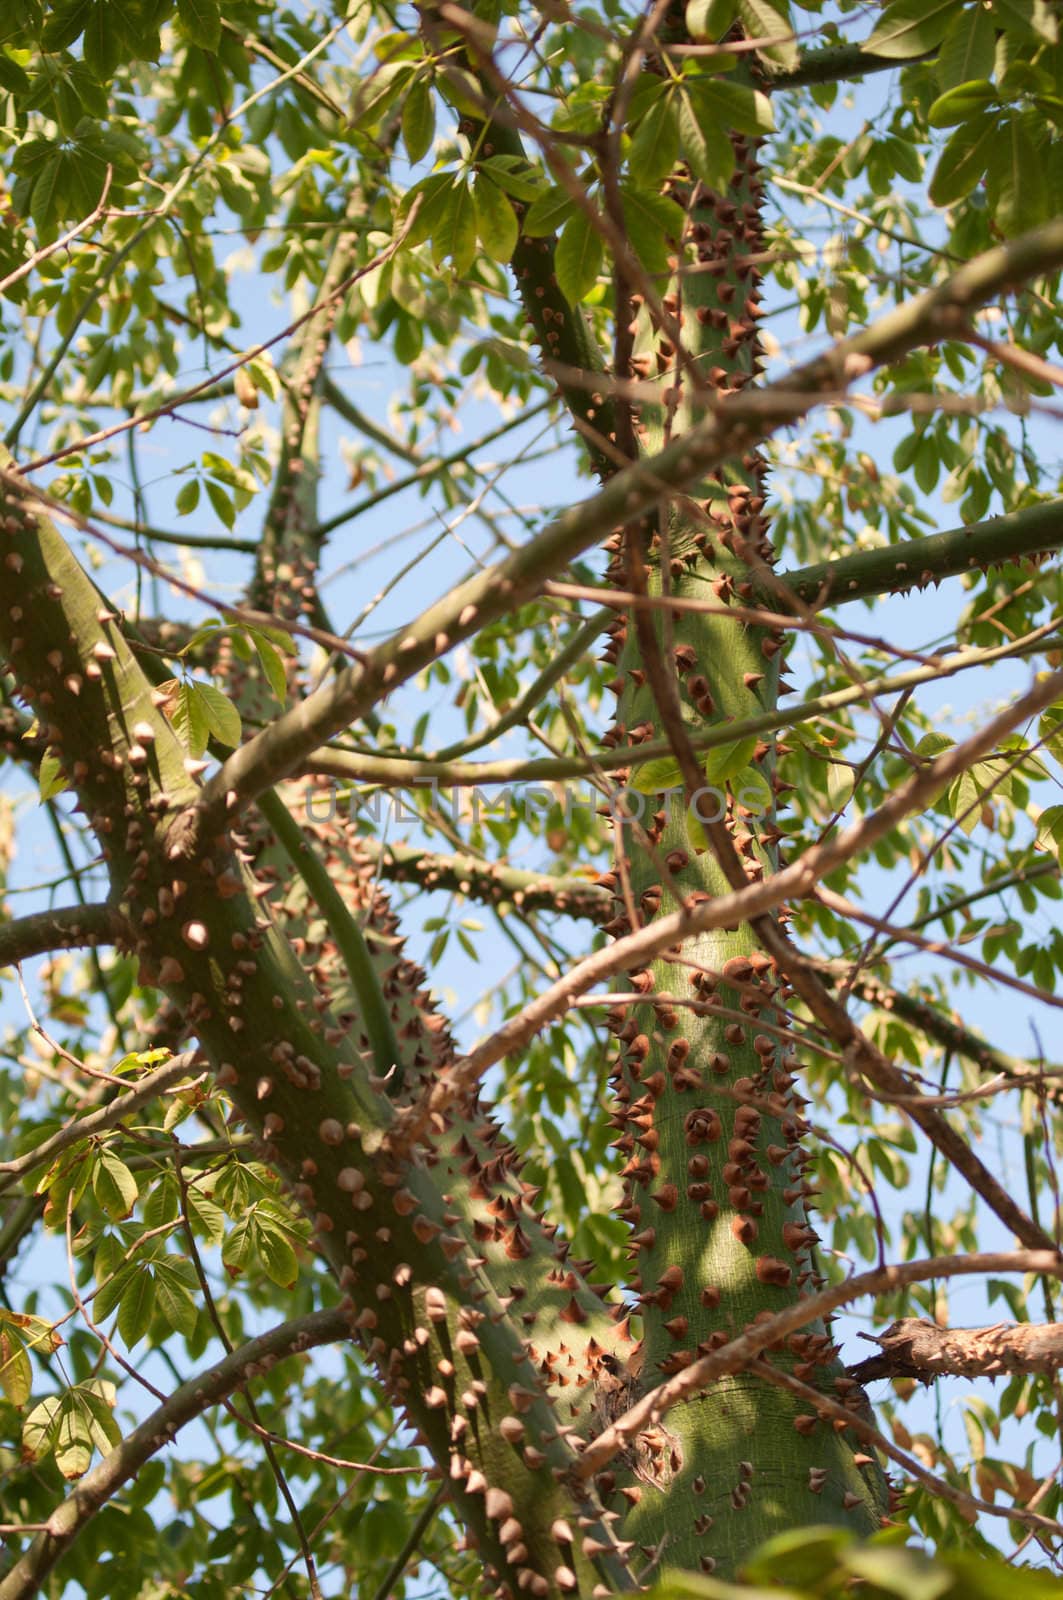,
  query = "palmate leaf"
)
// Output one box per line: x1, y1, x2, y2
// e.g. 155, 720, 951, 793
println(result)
23, 1381, 120, 1479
